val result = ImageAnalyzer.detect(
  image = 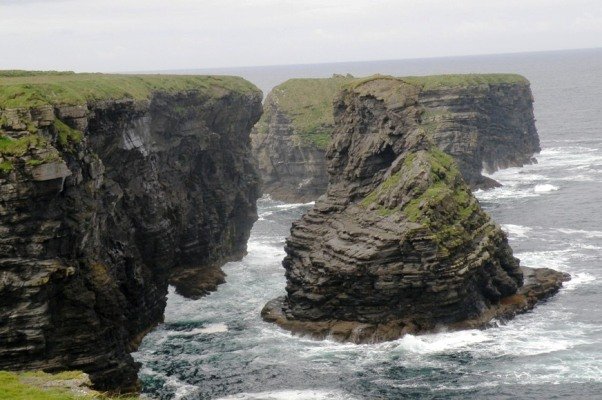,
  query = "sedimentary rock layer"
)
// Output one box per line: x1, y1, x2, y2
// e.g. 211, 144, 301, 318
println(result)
262, 77, 567, 342
252, 74, 540, 202
0, 72, 262, 391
